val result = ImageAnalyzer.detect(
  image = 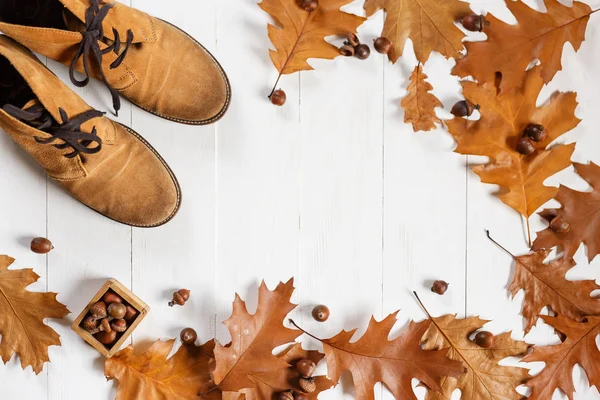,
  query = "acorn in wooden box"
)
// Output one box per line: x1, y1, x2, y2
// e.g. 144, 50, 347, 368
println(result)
72, 279, 149, 358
